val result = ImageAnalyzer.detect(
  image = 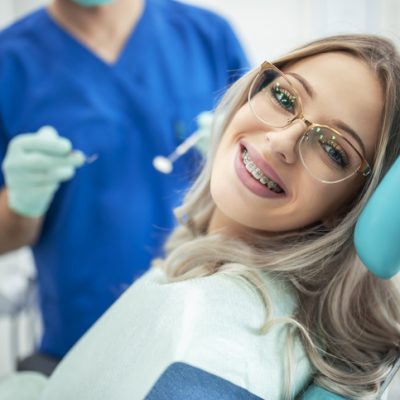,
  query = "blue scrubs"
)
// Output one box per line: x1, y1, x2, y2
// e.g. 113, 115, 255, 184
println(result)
0, 0, 248, 357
